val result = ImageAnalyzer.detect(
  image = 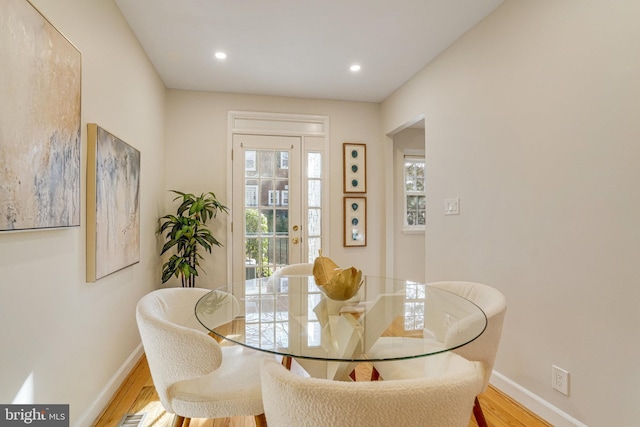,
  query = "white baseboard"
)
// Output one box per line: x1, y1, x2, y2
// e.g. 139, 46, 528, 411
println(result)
490, 371, 588, 427
74, 343, 144, 427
